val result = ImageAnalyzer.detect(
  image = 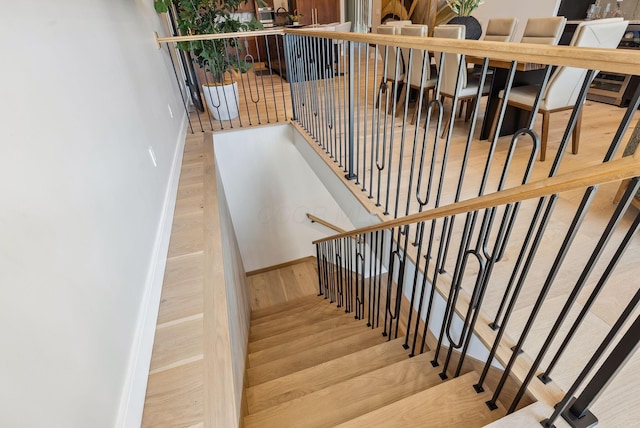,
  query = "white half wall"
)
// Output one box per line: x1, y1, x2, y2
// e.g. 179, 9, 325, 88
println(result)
0, 1, 186, 427
214, 124, 357, 272
215, 165, 251, 424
